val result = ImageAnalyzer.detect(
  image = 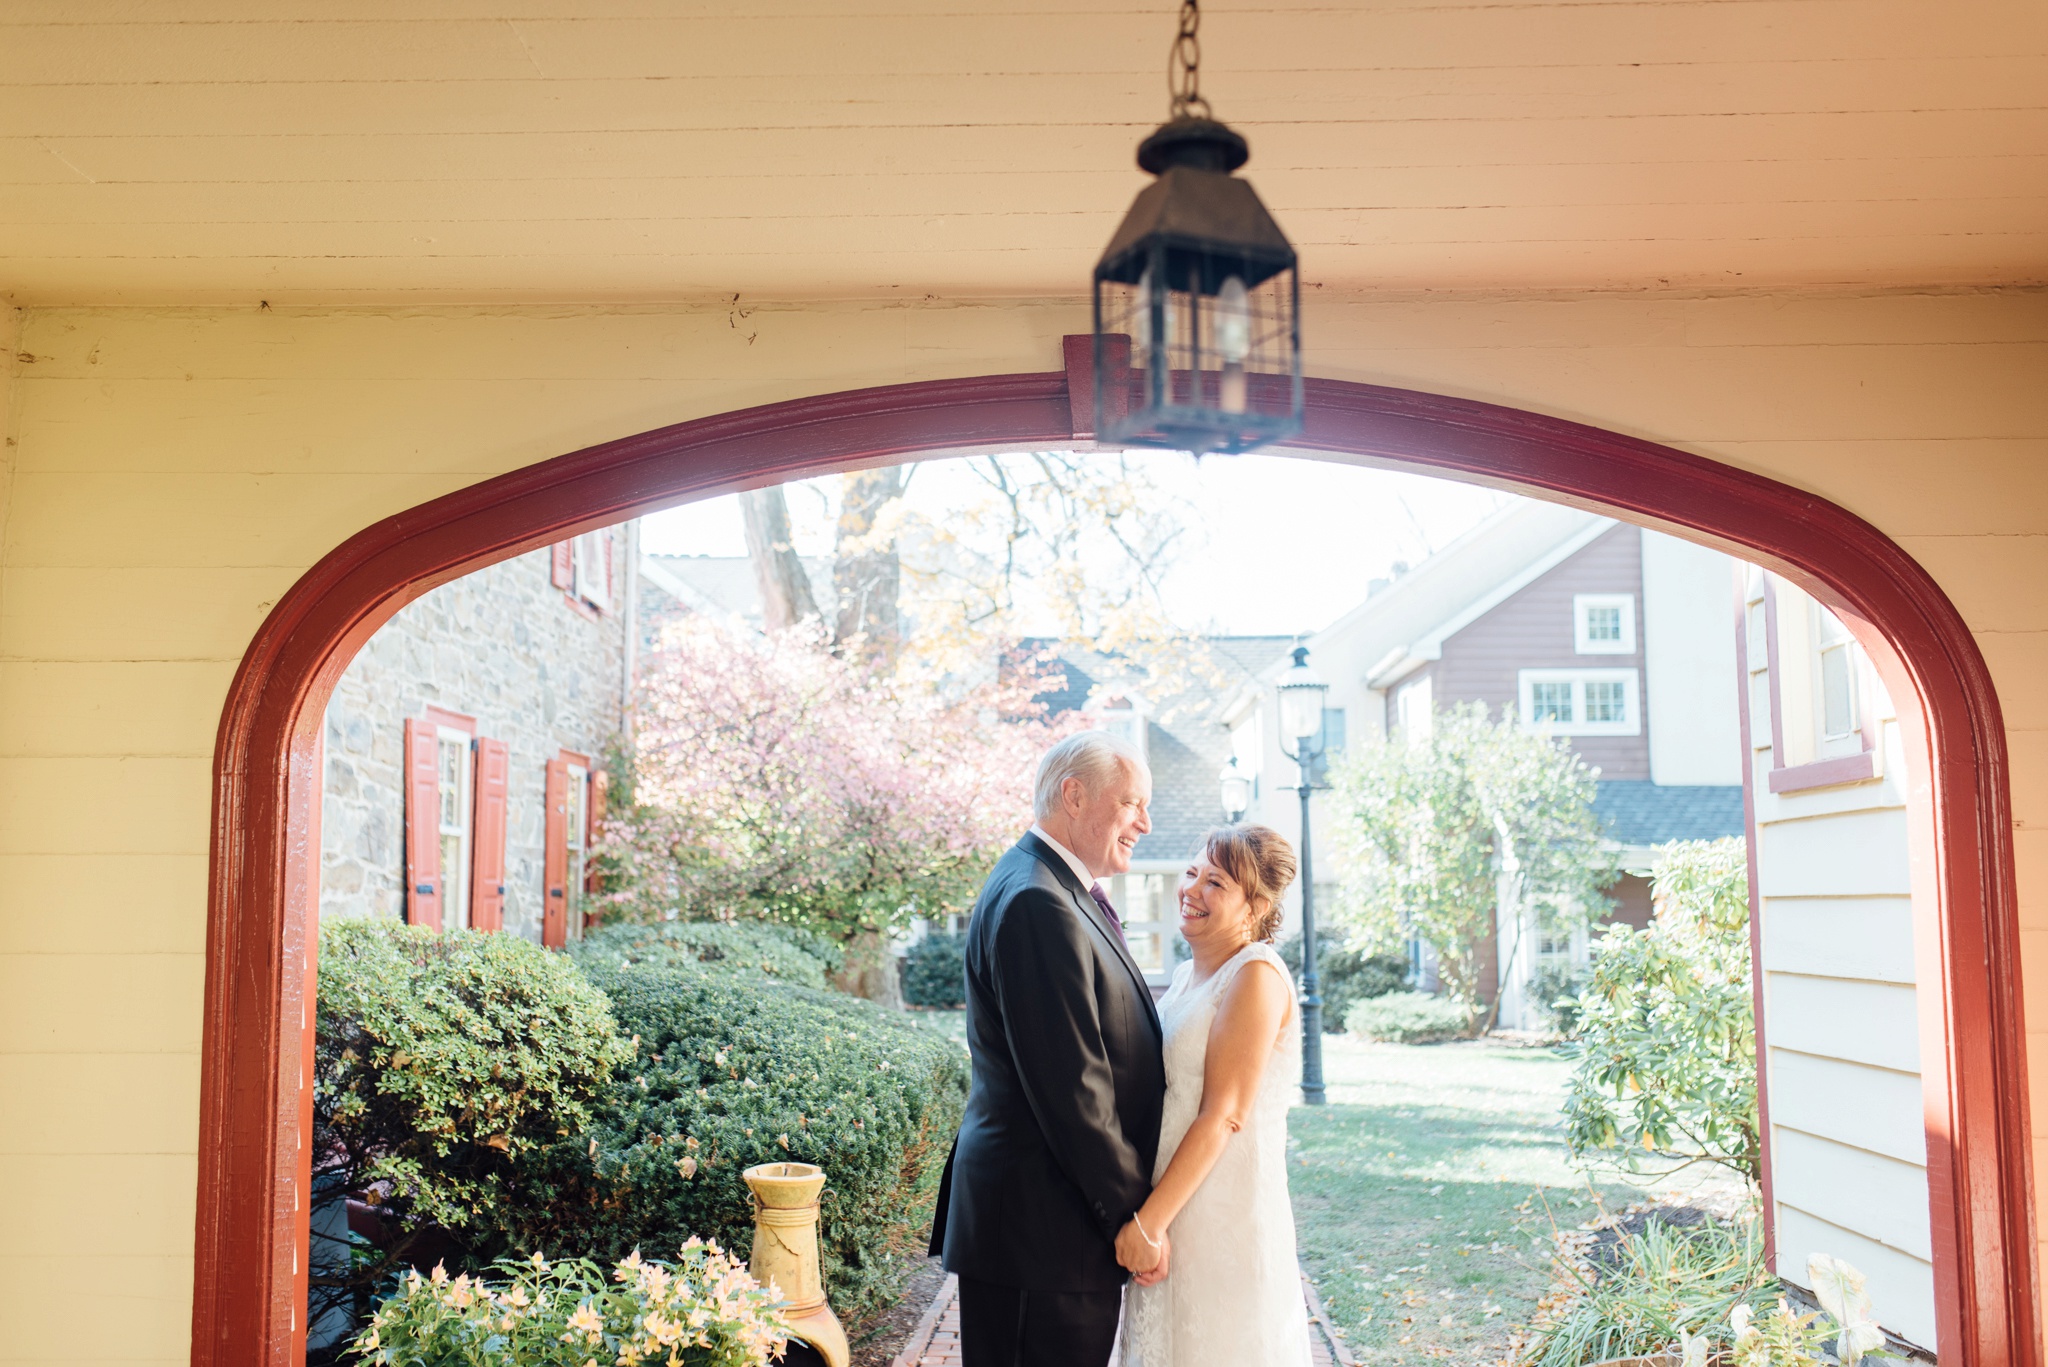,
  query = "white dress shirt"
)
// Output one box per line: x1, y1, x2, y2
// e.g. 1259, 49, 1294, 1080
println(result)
1028, 824, 1100, 891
